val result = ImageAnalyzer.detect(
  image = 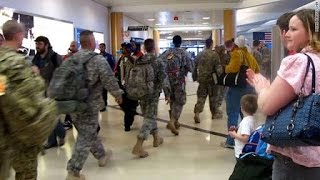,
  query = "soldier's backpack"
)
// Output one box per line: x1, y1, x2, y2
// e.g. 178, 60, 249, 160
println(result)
48, 52, 97, 114
0, 49, 57, 148
163, 48, 183, 85
125, 56, 154, 100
